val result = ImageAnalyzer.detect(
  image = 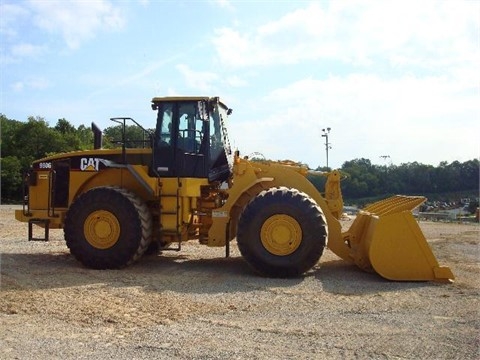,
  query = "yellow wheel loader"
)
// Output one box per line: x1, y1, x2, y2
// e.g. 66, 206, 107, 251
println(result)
15, 96, 454, 281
